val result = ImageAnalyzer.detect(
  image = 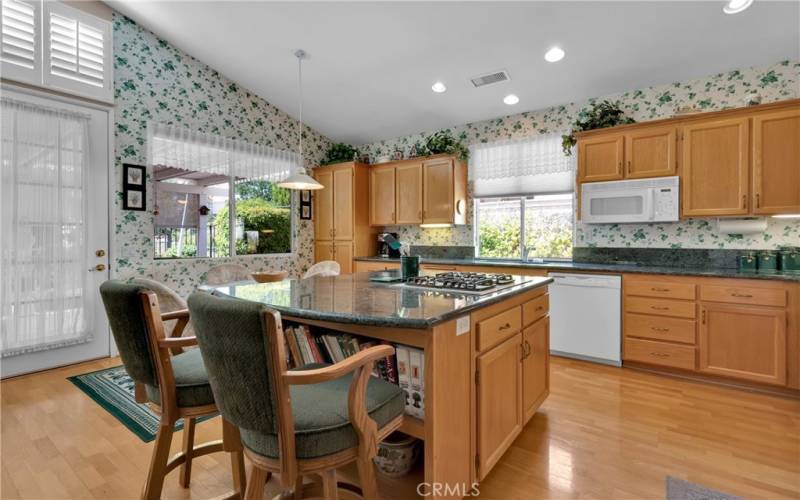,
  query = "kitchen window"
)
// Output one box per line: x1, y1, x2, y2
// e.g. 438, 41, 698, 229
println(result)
470, 134, 574, 260
149, 123, 297, 259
